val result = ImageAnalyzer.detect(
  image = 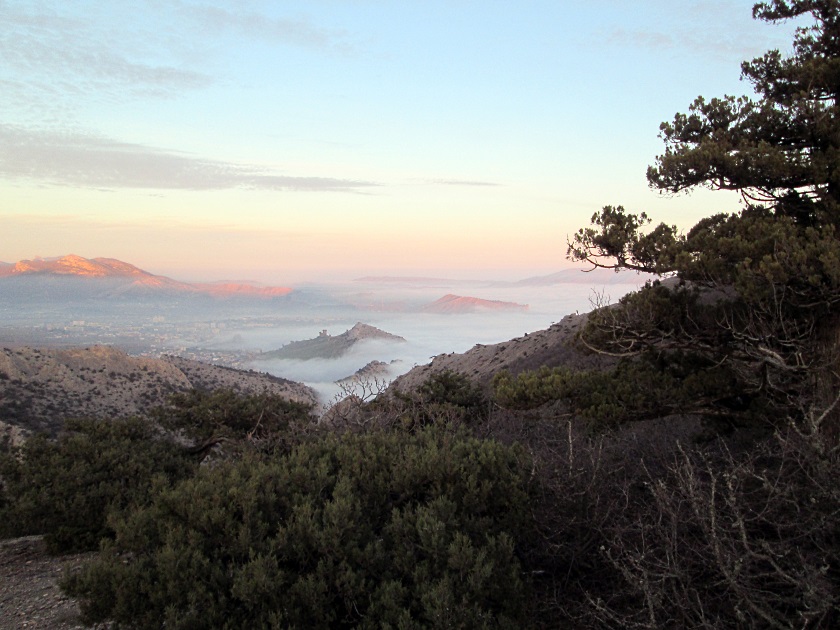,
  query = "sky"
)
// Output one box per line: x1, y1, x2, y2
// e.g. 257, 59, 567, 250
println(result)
1, 0, 805, 283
